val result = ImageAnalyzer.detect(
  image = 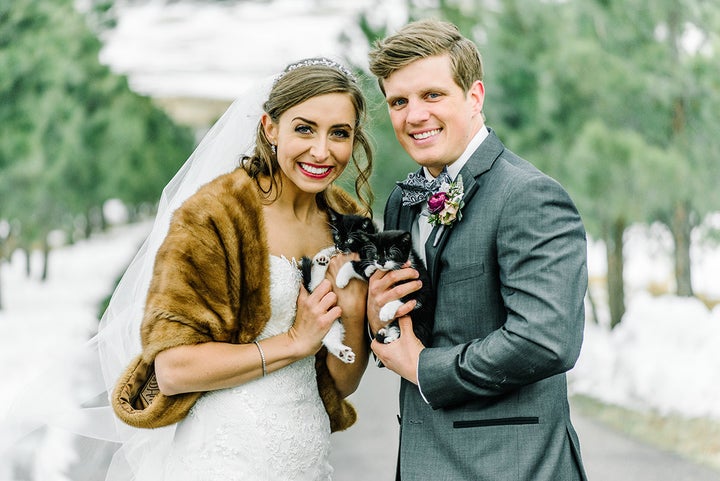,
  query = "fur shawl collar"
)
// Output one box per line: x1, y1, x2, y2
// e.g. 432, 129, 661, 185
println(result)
112, 168, 360, 431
